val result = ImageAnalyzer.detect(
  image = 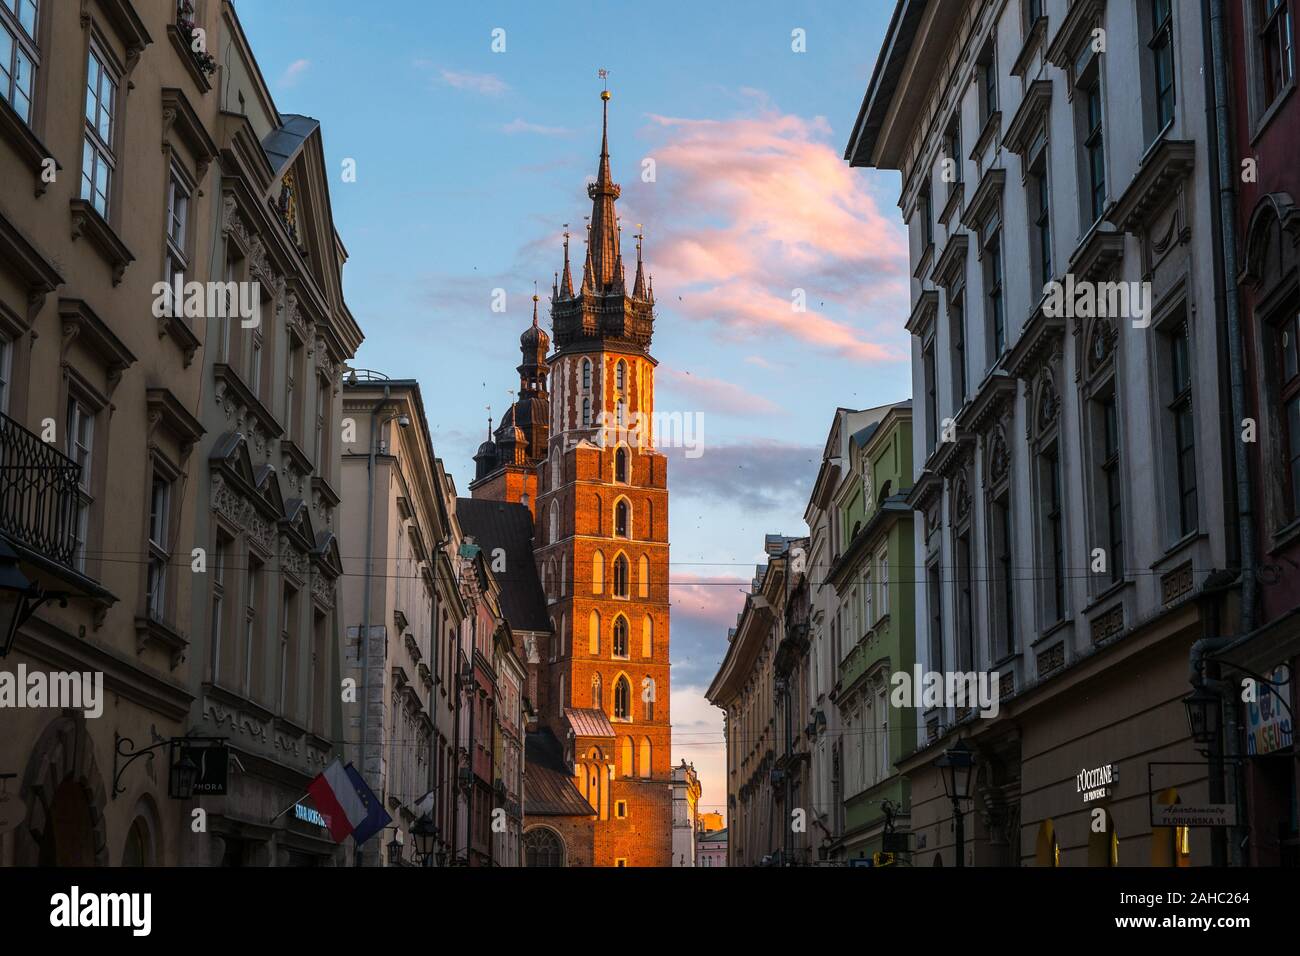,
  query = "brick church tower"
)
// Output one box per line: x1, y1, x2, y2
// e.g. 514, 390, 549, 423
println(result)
468, 89, 671, 866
